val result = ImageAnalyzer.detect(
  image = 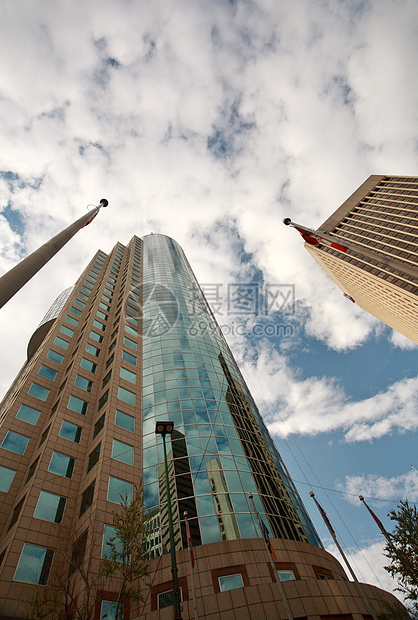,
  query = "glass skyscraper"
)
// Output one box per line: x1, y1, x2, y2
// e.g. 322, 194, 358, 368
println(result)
0, 233, 400, 618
